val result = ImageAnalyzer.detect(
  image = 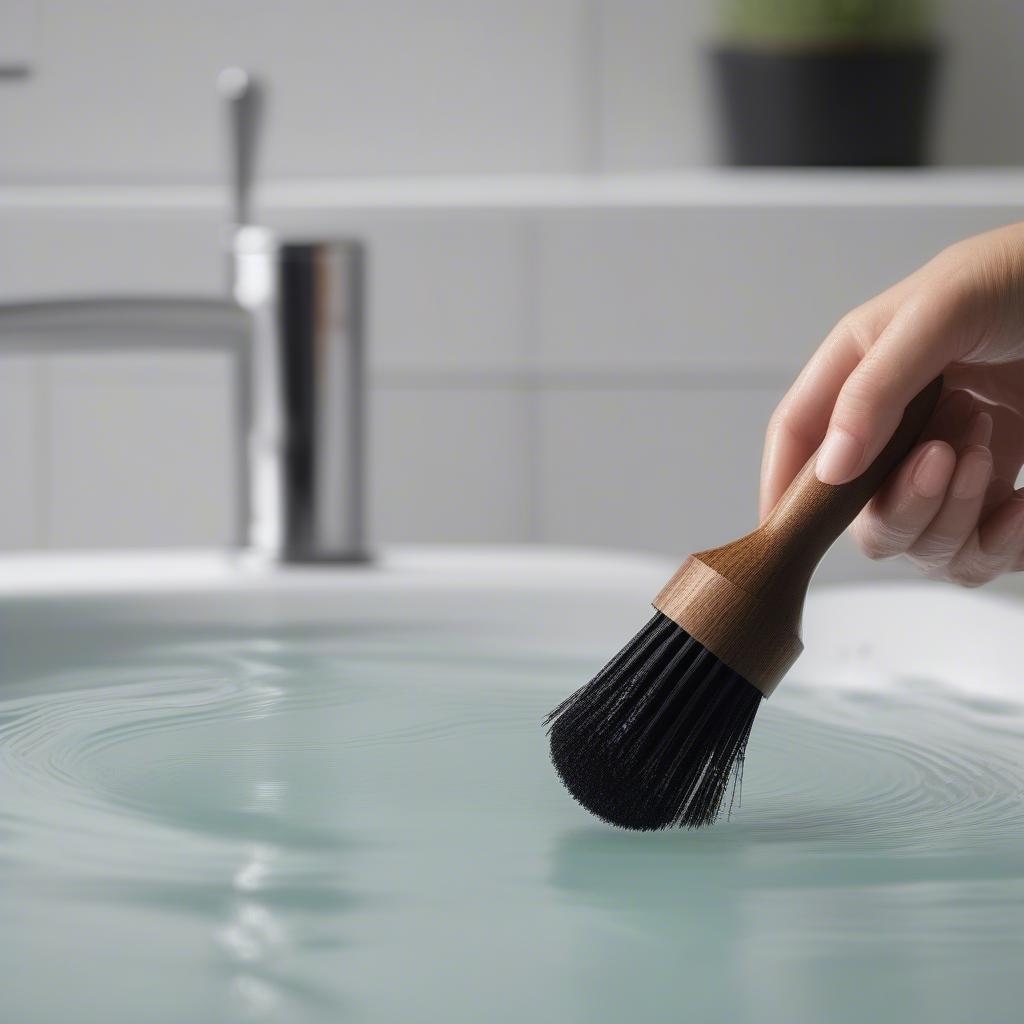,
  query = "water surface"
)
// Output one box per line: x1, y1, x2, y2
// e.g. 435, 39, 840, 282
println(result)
1, 610, 1023, 1023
